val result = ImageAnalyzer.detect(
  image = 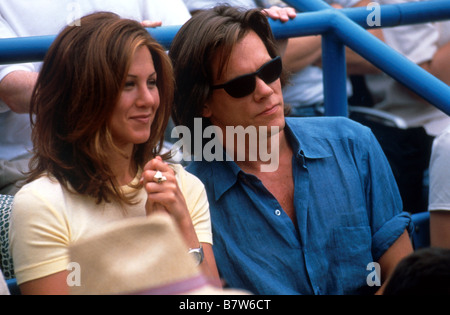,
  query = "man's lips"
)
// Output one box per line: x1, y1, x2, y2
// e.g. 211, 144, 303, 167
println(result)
259, 104, 280, 116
